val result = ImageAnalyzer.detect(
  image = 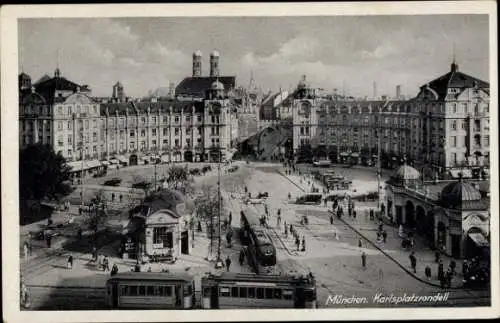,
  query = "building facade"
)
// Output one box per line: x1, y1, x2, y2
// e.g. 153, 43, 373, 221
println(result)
385, 164, 490, 259
19, 53, 239, 172
290, 61, 490, 178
